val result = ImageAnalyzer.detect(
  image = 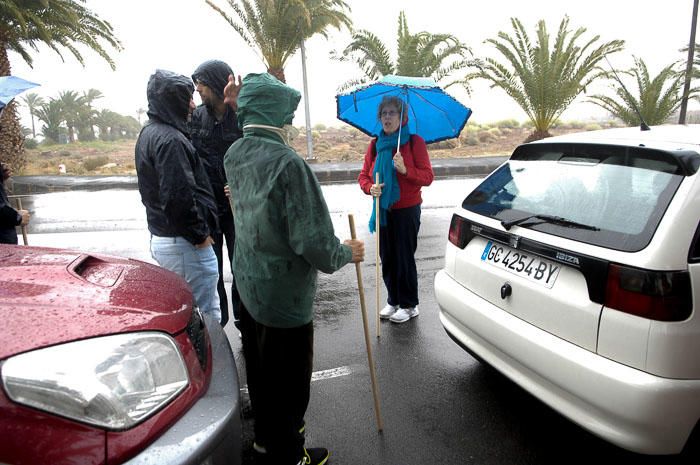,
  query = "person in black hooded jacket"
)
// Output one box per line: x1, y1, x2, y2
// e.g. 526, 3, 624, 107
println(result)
135, 69, 221, 322
190, 59, 243, 328
1, 162, 30, 244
